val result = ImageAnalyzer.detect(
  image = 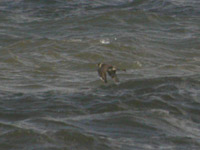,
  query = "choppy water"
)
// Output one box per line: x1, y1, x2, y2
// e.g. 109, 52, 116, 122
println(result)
0, 0, 200, 149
